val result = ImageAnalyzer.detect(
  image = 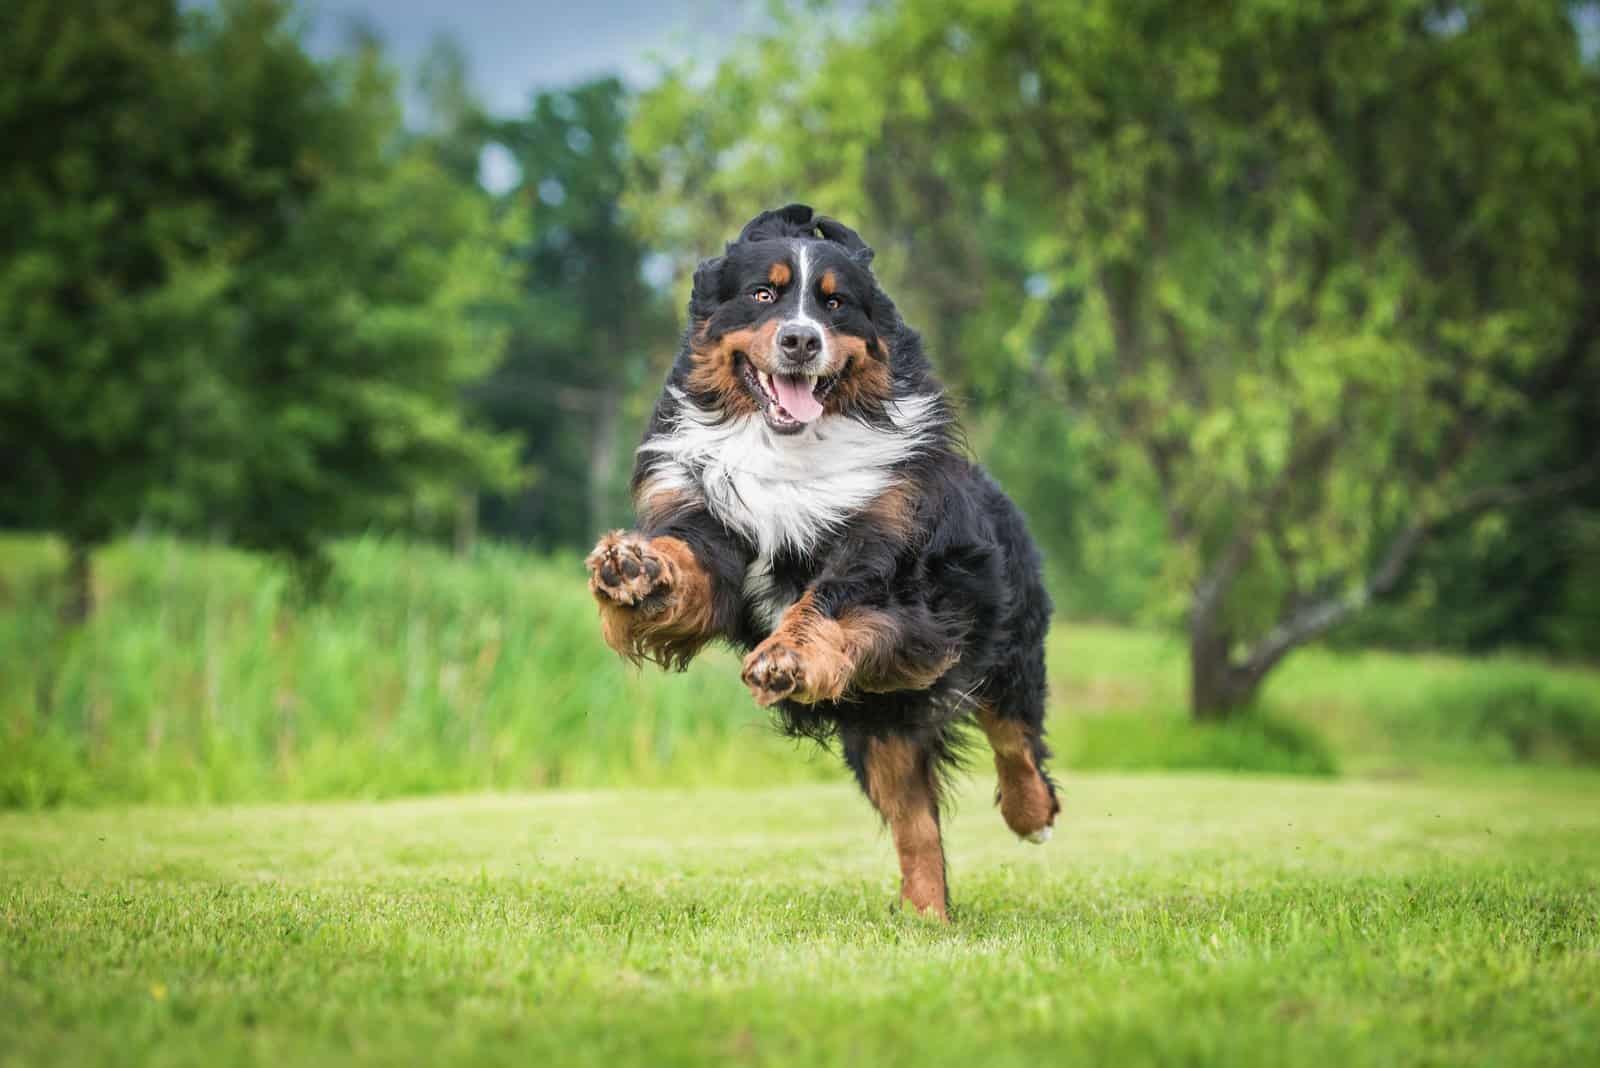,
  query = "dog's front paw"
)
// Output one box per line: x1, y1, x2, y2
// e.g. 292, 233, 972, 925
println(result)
741, 641, 805, 707
741, 637, 851, 707
587, 531, 672, 610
